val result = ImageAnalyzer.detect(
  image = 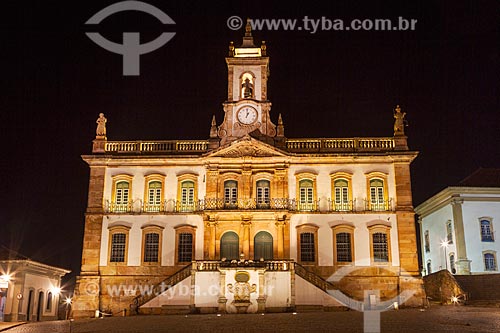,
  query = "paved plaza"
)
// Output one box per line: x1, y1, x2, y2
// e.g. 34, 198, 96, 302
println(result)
3, 306, 500, 333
